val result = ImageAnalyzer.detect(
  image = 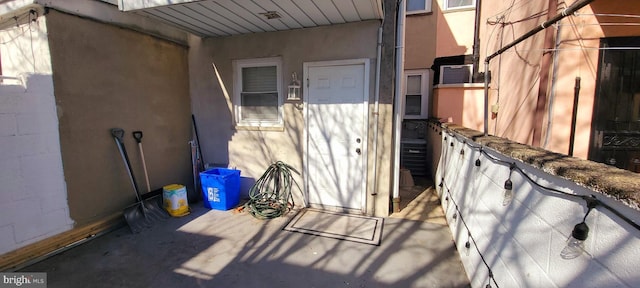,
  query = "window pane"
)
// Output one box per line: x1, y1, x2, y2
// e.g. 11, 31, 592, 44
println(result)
407, 75, 422, 95
243, 66, 277, 92
241, 93, 278, 120
447, 0, 473, 9
407, 0, 426, 11
442, 66, 471, 84
405, 95, 422, 115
